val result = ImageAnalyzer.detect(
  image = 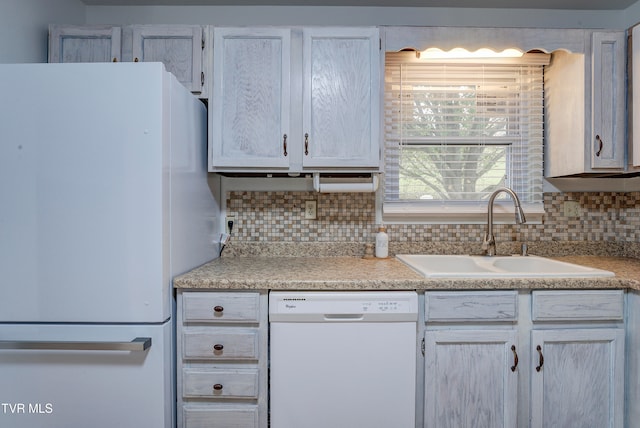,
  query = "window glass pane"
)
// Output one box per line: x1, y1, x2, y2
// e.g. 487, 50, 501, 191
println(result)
399, 144, 508, 201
